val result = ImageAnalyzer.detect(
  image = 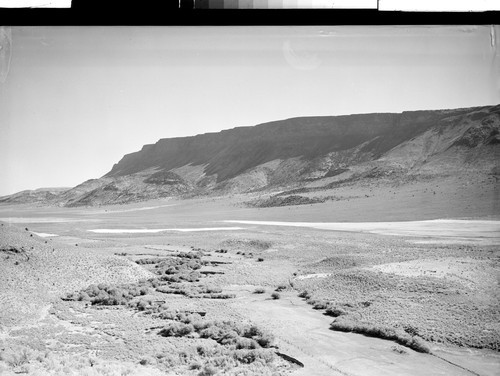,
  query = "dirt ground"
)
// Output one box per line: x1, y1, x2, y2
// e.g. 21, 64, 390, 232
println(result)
0, 183, 499, 375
